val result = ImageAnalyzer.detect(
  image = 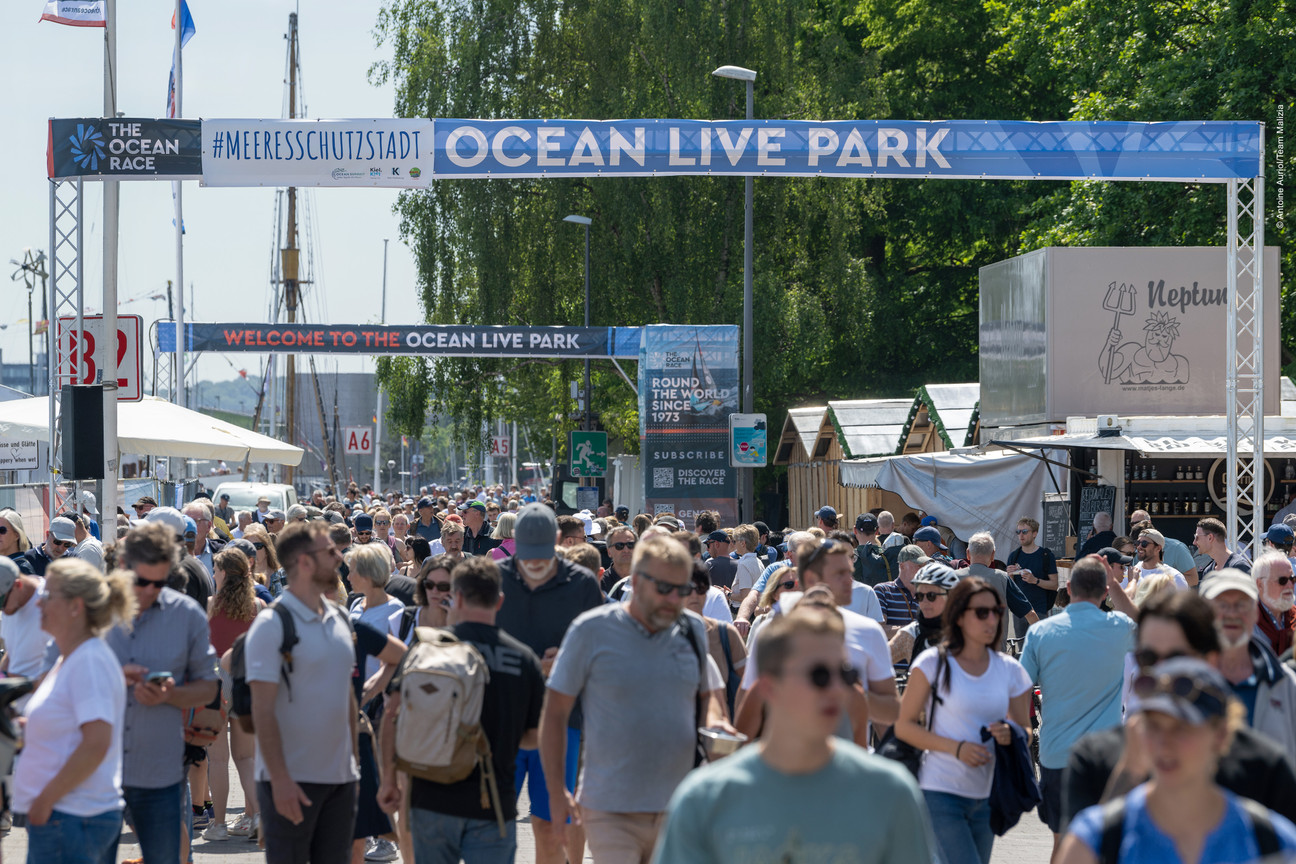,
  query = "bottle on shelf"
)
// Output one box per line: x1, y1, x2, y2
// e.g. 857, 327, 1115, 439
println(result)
1176, 465, 1184, 481
1195, 465, 1204, 481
